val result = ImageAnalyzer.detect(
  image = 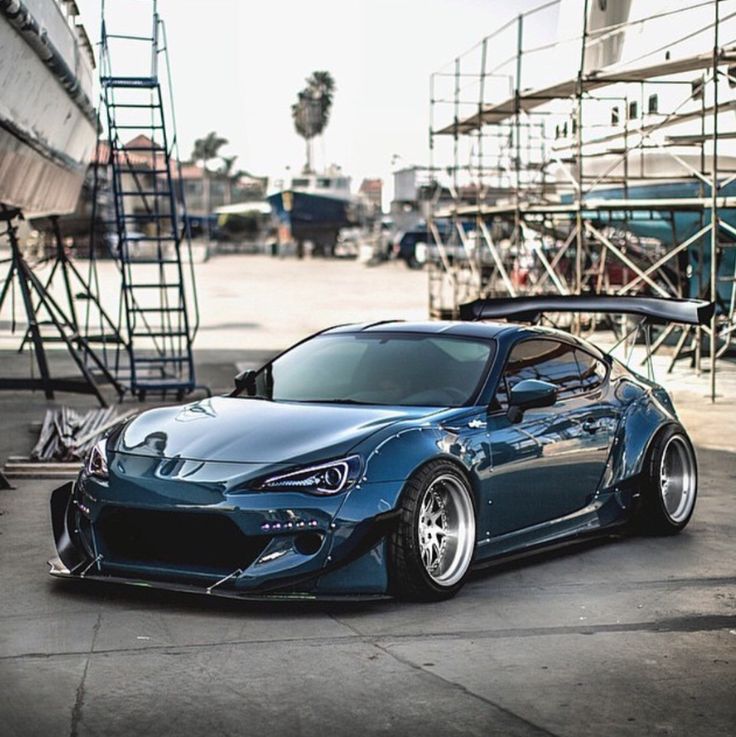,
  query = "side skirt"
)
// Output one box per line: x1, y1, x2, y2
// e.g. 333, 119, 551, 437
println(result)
473, 490, 632, 566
